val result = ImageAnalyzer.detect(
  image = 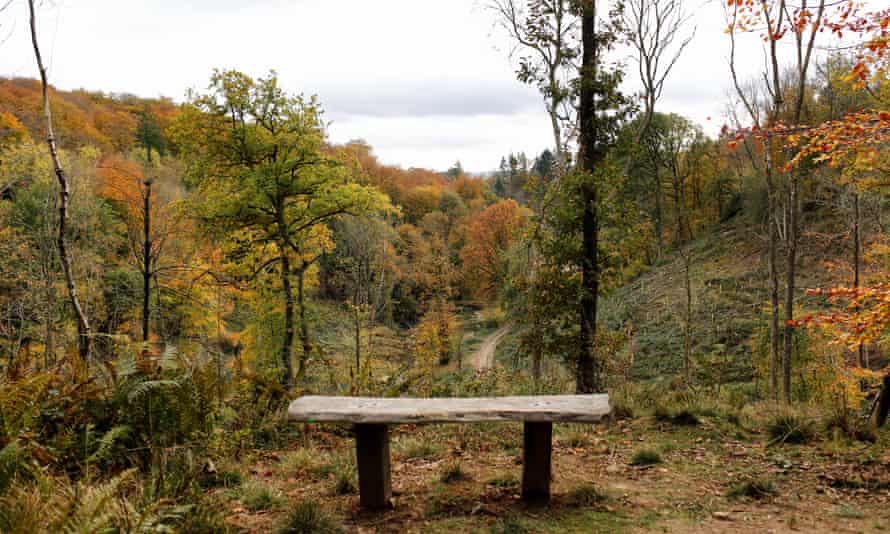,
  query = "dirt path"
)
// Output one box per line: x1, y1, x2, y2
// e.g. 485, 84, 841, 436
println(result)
470, 324, 510, 370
